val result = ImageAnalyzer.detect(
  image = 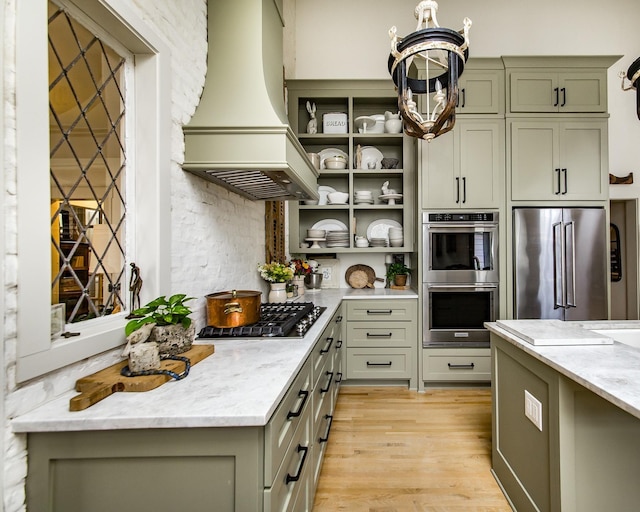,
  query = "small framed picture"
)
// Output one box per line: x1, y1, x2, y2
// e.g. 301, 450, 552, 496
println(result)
51, 304, 66, 338
315, 258, 340, 289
